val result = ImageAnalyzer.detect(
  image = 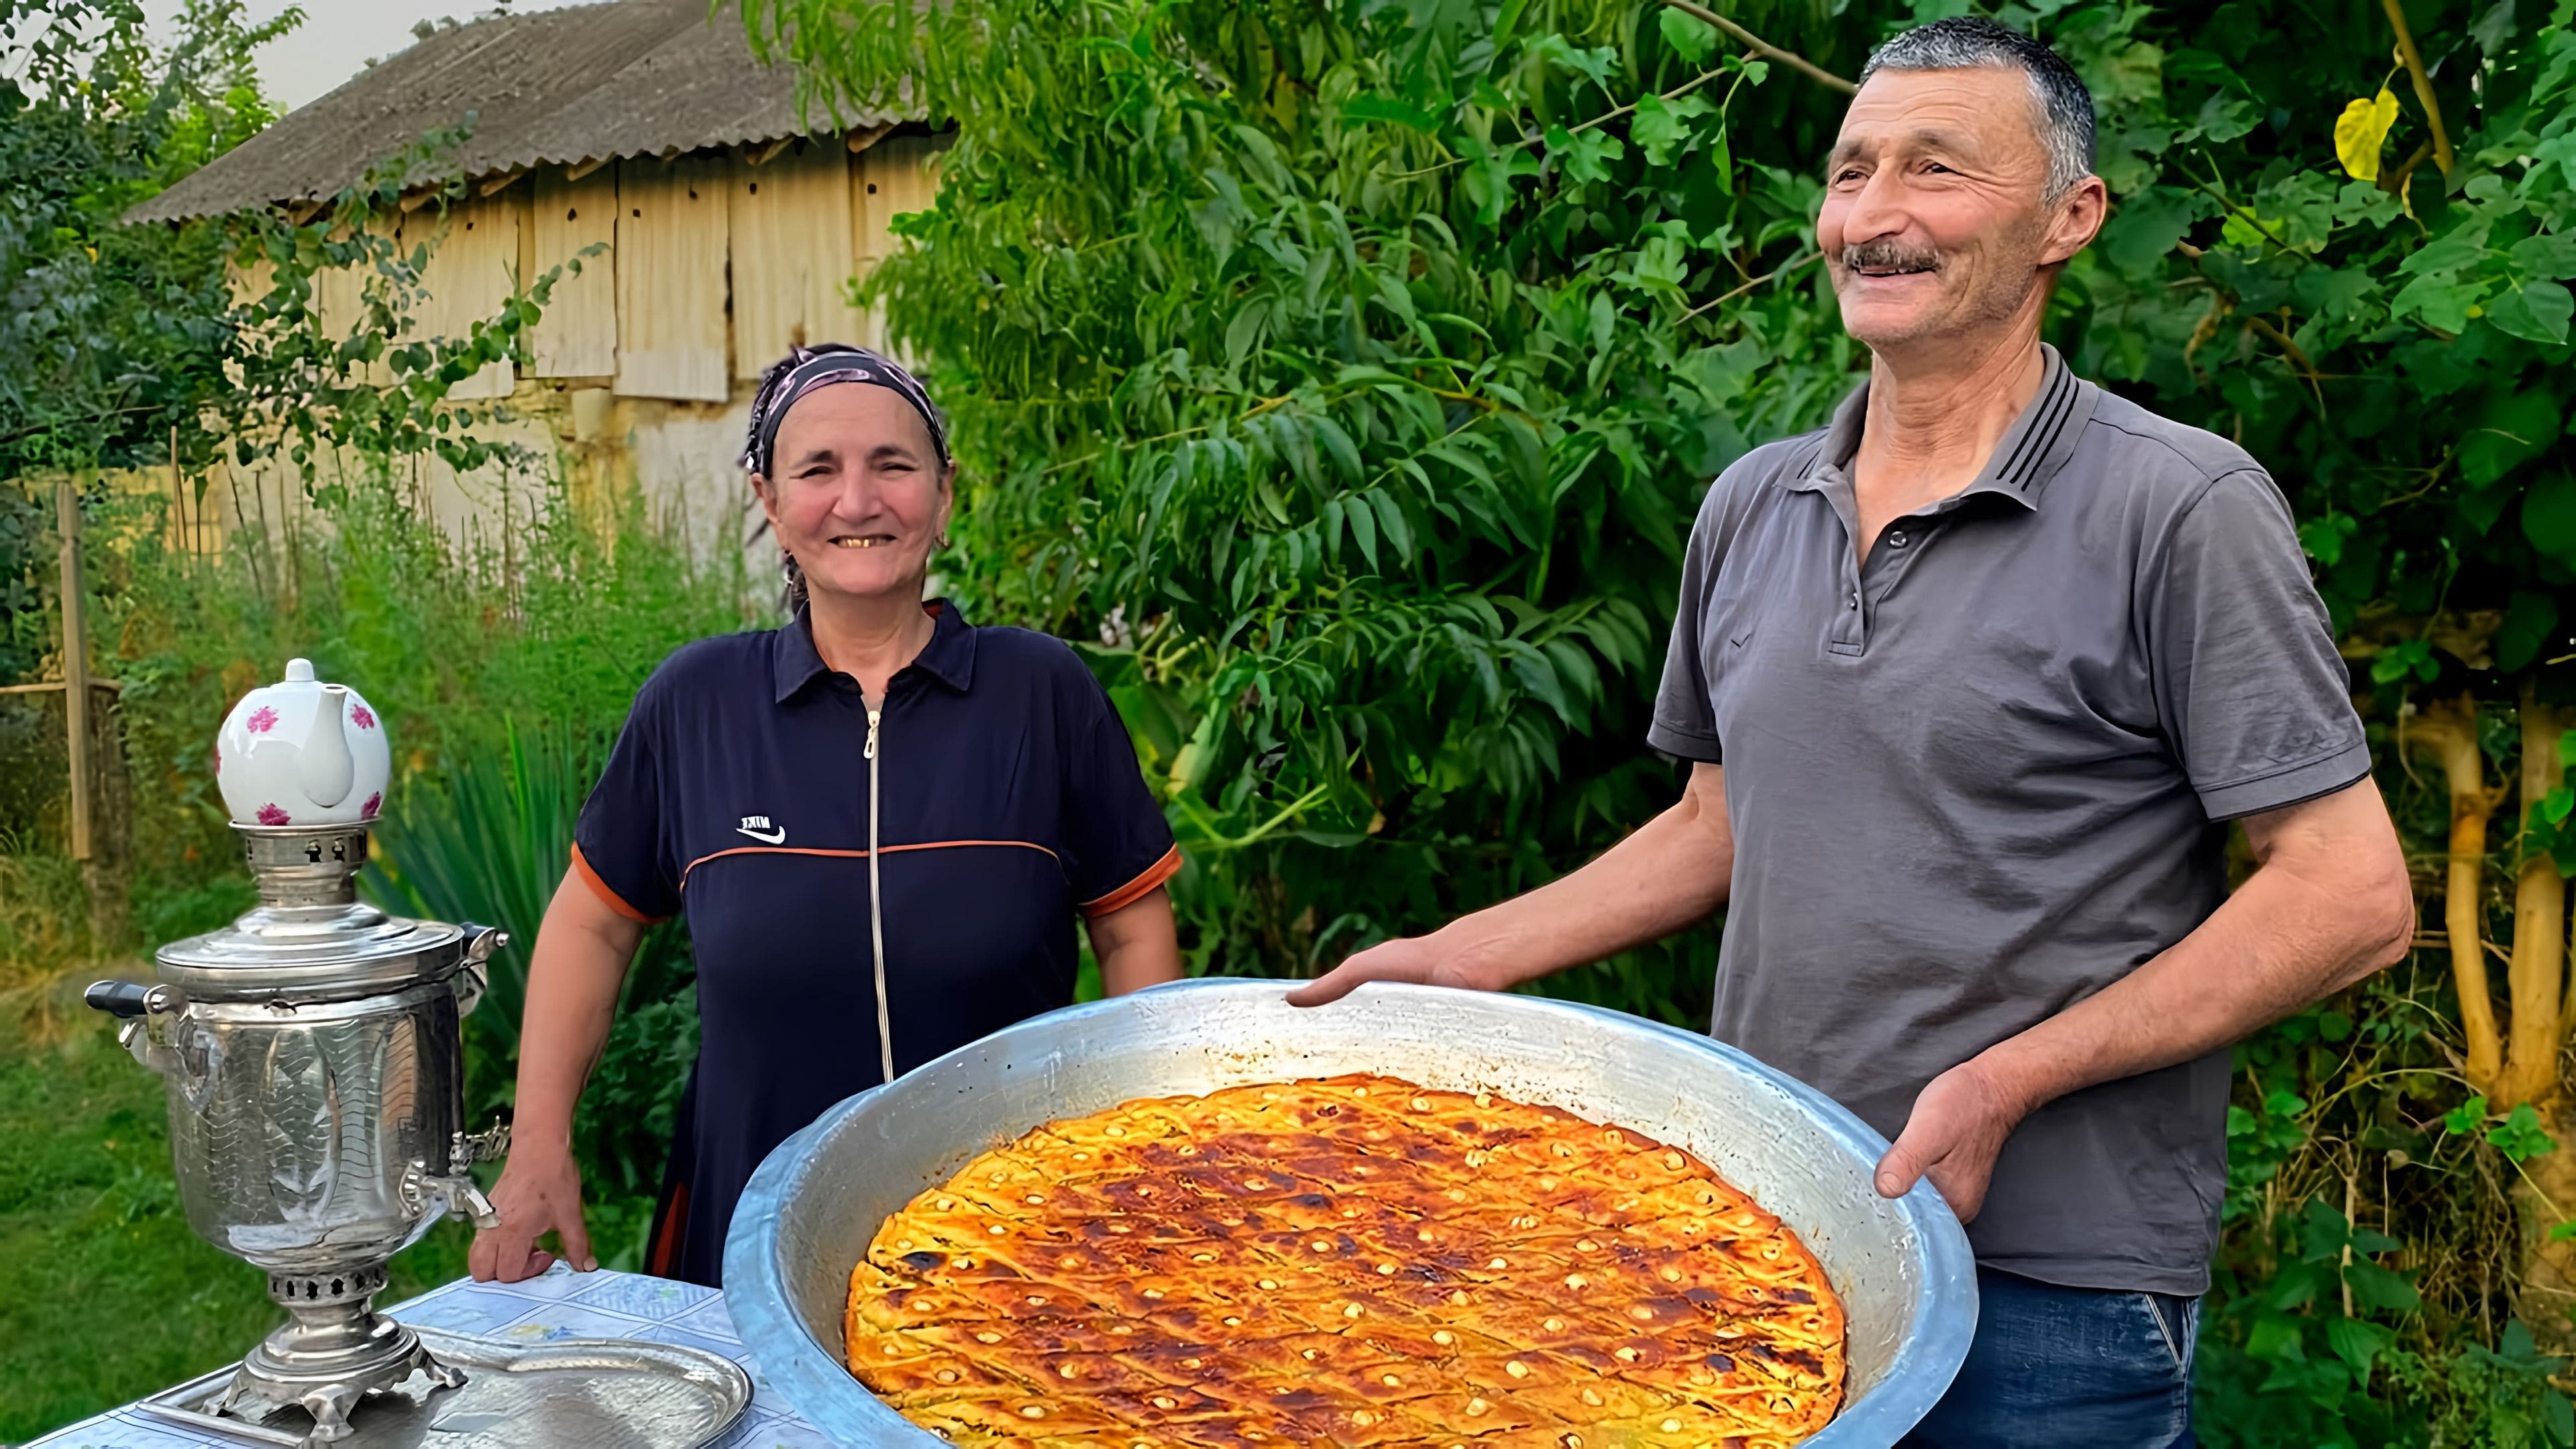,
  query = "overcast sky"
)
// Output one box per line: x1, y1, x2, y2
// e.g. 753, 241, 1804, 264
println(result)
140, 0, 593, 112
